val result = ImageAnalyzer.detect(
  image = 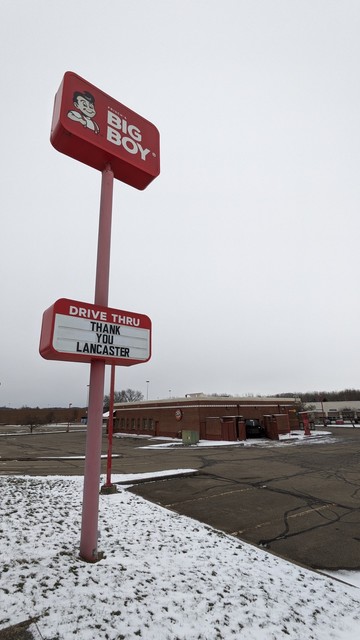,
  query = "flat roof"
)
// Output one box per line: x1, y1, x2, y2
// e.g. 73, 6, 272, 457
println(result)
114, 395, 299, 408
